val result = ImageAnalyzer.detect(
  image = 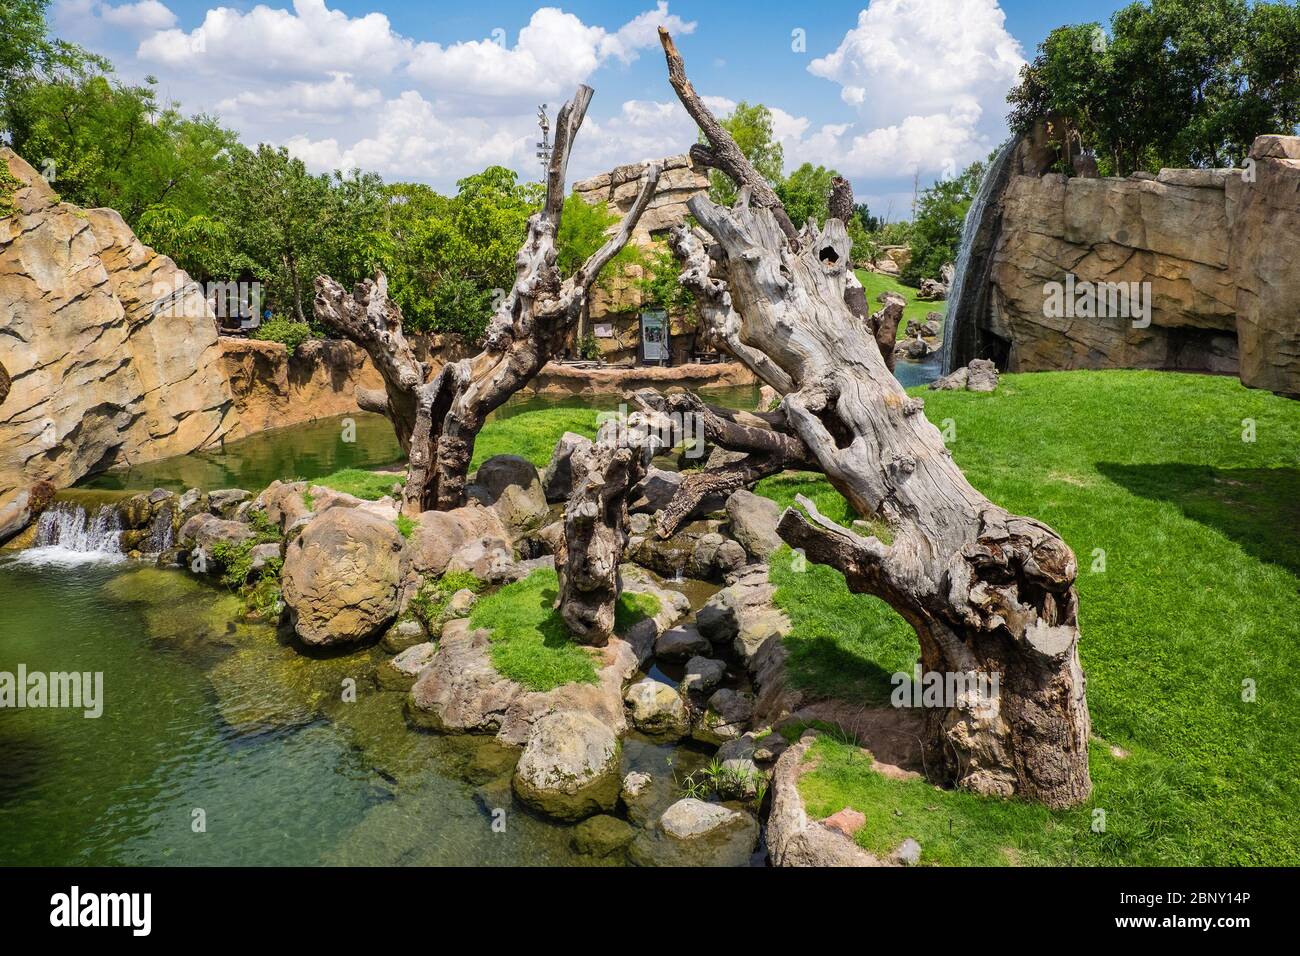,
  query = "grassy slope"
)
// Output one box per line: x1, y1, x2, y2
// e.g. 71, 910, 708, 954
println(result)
770, 370, 1300, 865
855, 269, 945, 336
469, 568, 658, 692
